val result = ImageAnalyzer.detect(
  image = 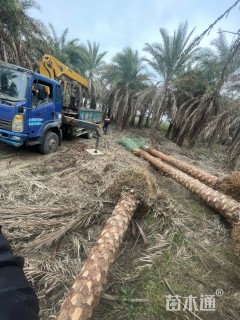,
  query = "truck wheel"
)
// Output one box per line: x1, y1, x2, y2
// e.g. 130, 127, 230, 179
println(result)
85, 130, 93, 139
39, 131, 59, 154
